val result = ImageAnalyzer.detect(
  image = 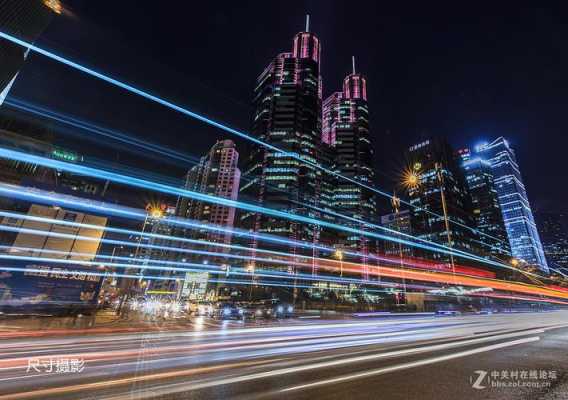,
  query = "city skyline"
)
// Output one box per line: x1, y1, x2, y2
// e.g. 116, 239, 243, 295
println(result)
1, 4, 568, 399
3, 2, 567, 215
